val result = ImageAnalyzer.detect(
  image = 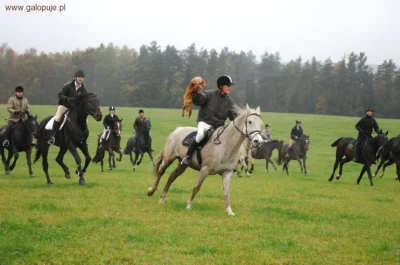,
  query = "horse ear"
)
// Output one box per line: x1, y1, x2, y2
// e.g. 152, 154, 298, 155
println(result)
246, 104, 250, 112
386, 130, 388, 135
379, 129, 382, 134
120, 118, 123, 122
255, 106, 261, 115
34, 114, 37, 119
